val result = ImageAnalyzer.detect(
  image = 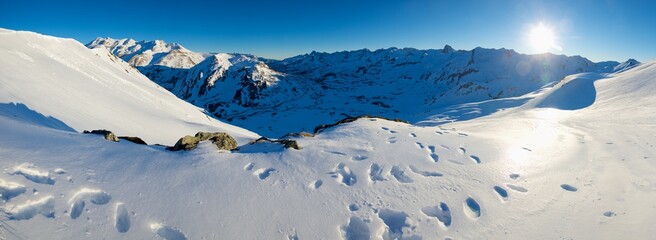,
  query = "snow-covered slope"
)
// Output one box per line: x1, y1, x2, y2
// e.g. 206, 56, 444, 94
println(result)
93, 39, 628, 137
0, 29, 258, 145
87, 37, 205, 69
1, 60, 655, 239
